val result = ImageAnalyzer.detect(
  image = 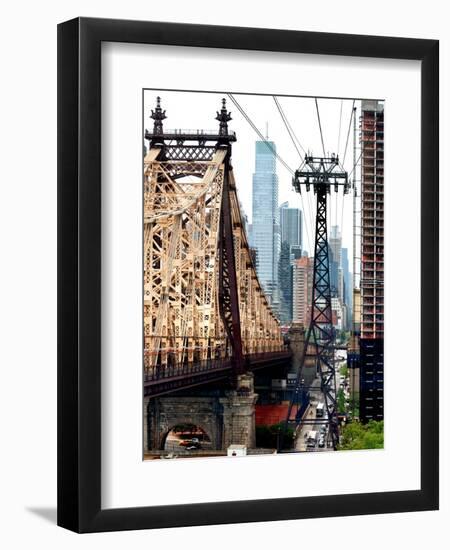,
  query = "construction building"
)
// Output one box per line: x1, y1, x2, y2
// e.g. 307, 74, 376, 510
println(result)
348, 288, 361, 413
359, 99, 384, 422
